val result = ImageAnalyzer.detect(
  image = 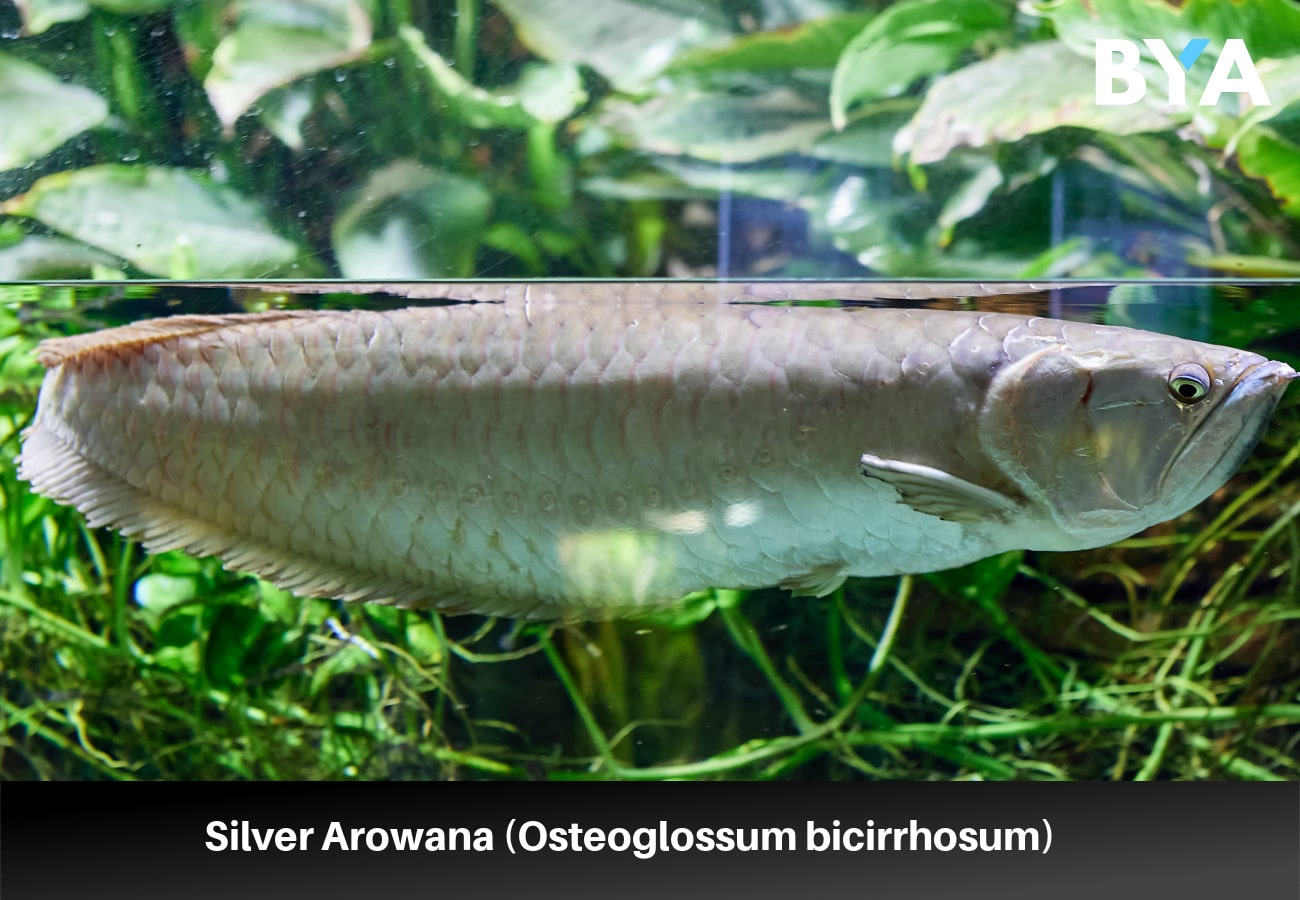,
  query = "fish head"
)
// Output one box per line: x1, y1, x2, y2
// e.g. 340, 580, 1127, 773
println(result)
980, 324, 1295, 548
